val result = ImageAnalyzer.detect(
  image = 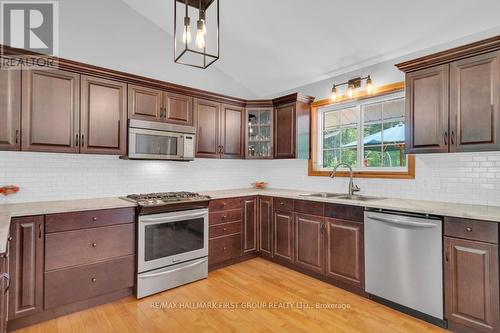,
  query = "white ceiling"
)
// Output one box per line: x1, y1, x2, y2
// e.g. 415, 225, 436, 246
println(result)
121, 0, 500, 98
